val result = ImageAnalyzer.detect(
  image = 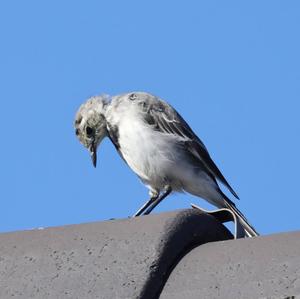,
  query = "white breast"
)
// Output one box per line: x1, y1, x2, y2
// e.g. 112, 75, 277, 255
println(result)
119, 114, 167, 183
